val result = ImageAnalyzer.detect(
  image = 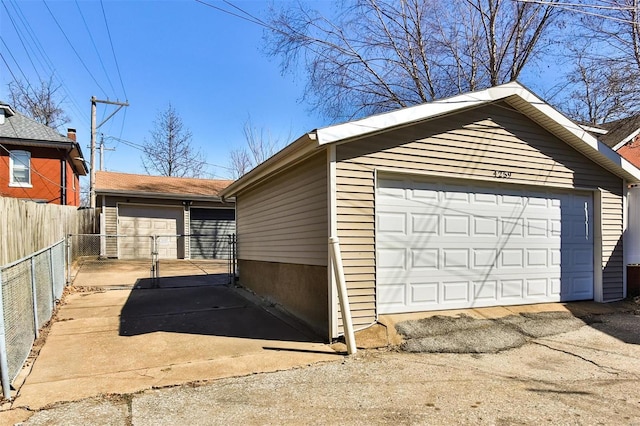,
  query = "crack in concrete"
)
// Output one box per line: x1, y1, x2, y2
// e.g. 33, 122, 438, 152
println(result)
532, 341, 620, 375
